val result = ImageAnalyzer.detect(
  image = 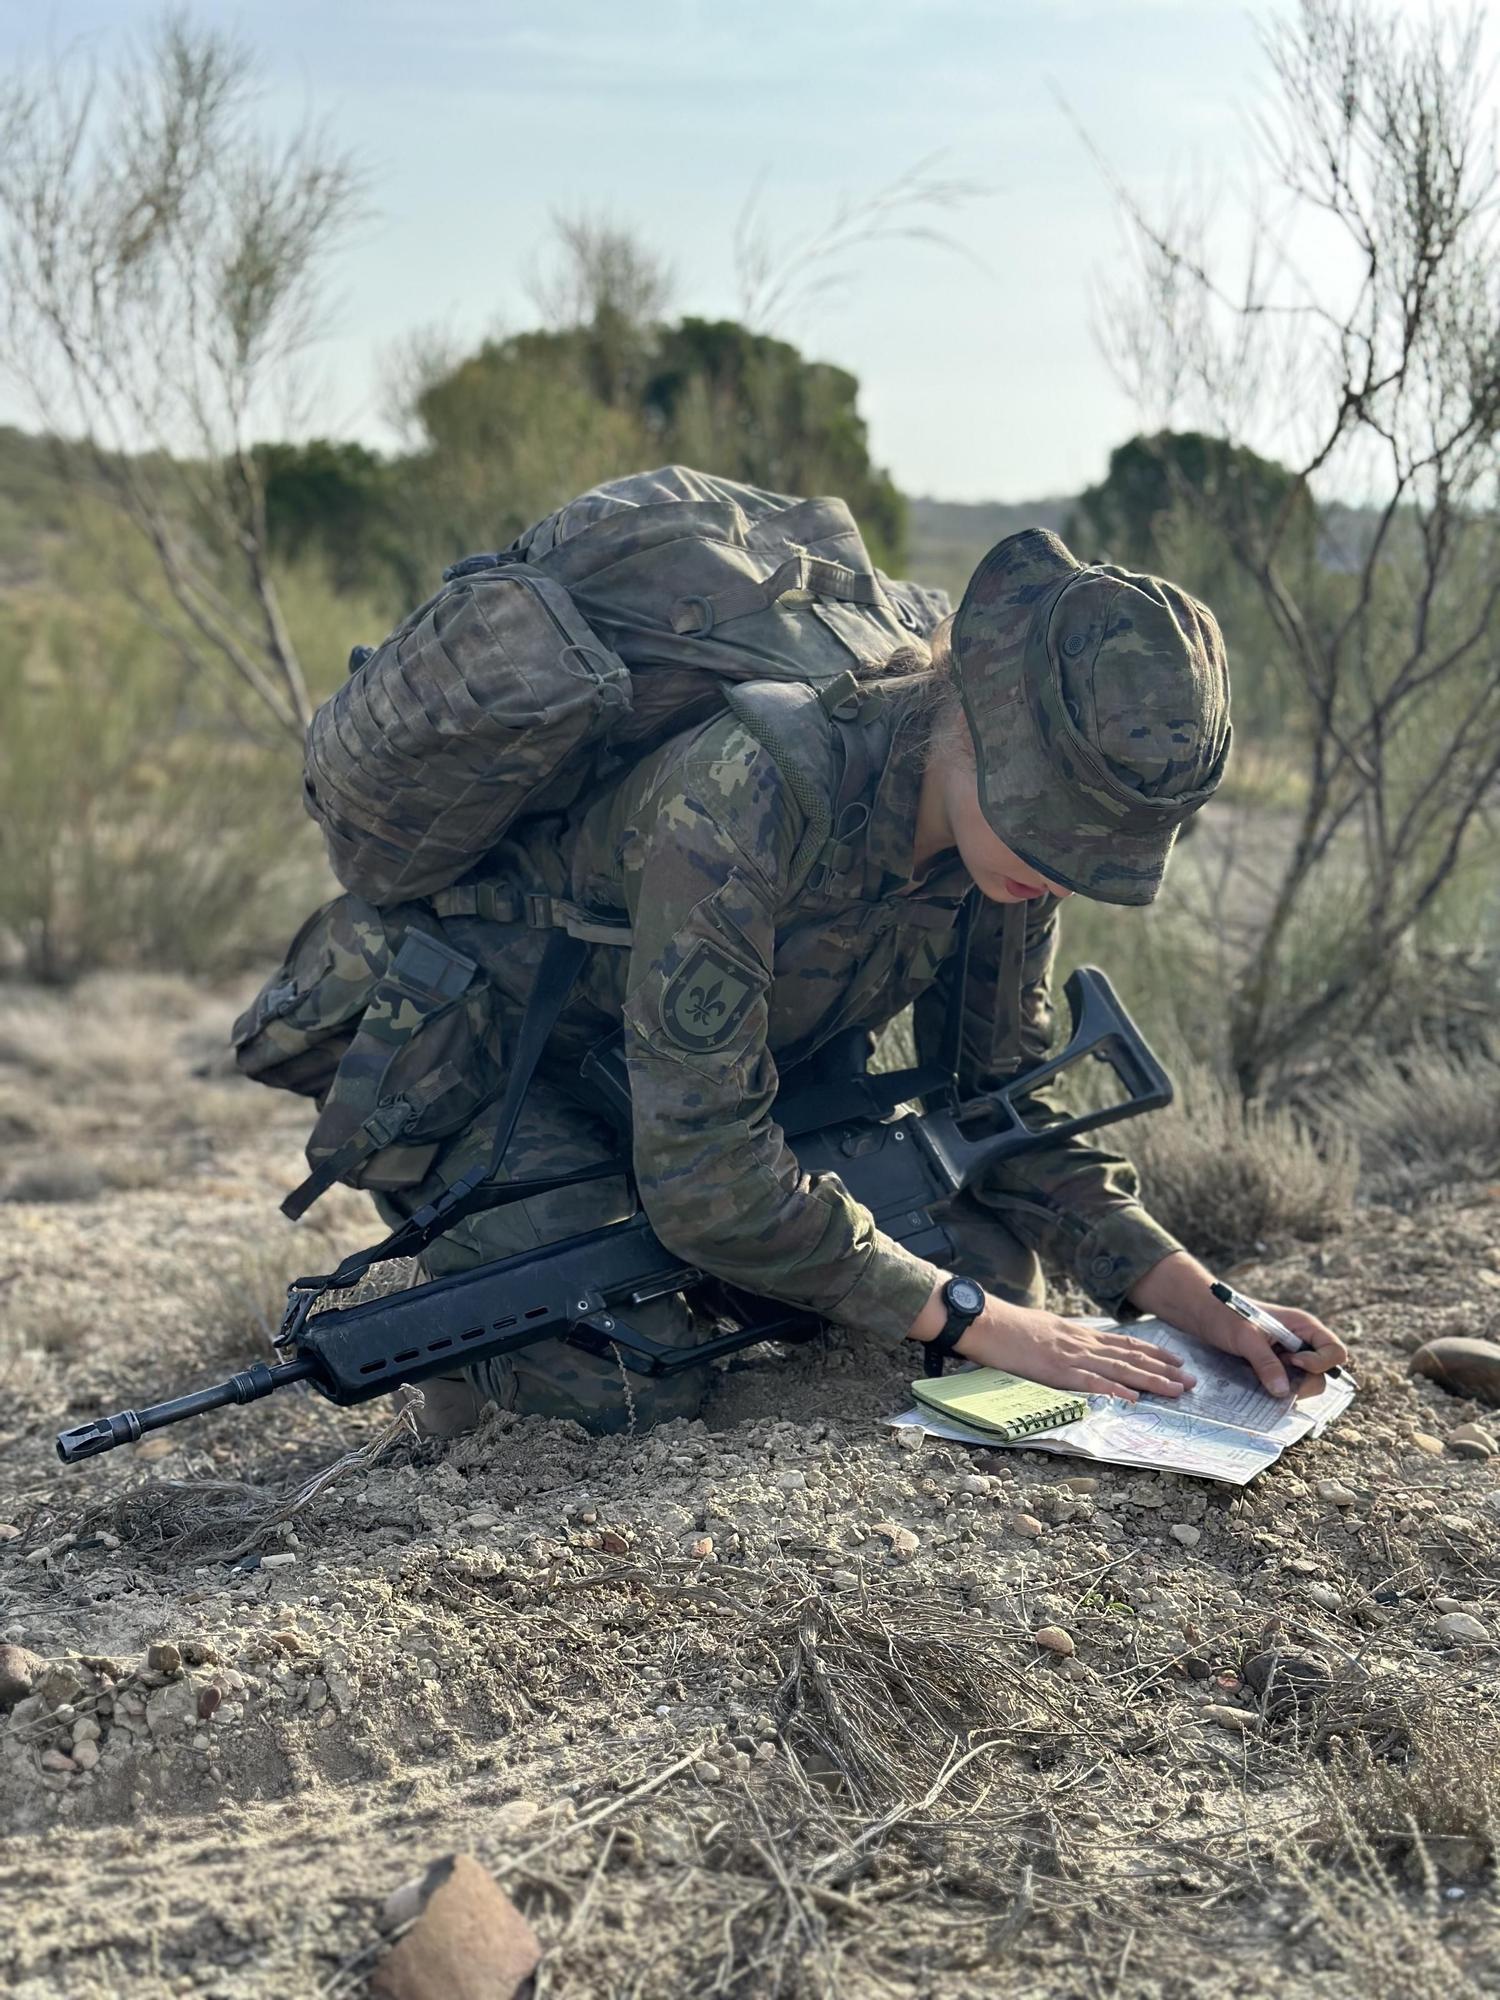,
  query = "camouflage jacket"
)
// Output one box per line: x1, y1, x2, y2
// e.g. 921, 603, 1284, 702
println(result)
440, 688, 1183, 1344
